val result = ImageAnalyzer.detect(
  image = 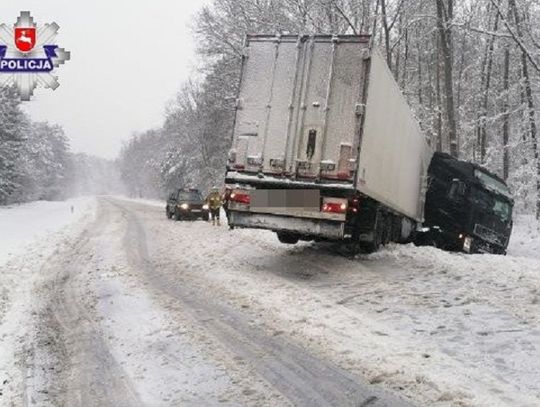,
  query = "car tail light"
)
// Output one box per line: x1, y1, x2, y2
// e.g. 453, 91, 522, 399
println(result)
321, 198, 347, 214
230, 191, 250, 205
